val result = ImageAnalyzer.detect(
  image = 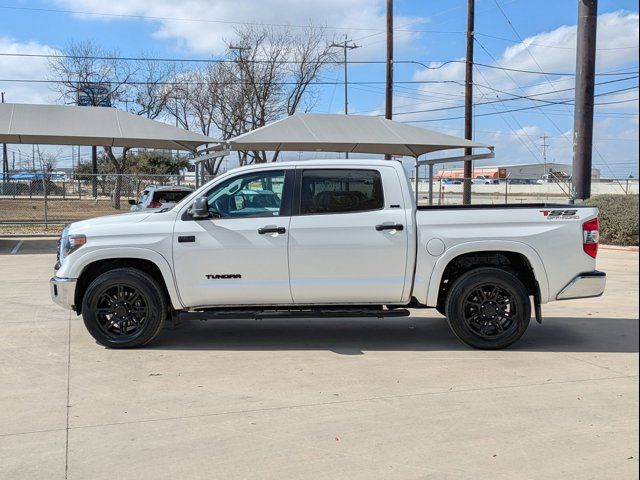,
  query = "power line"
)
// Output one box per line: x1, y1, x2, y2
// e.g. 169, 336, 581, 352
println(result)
475, 32, 639, 51
0, 4, 464, 35
386, 80, 638, 117
405, 88, 638, 122
0, 52, 637, 78
473, 64, 546, 162
0, 78, 477, 86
